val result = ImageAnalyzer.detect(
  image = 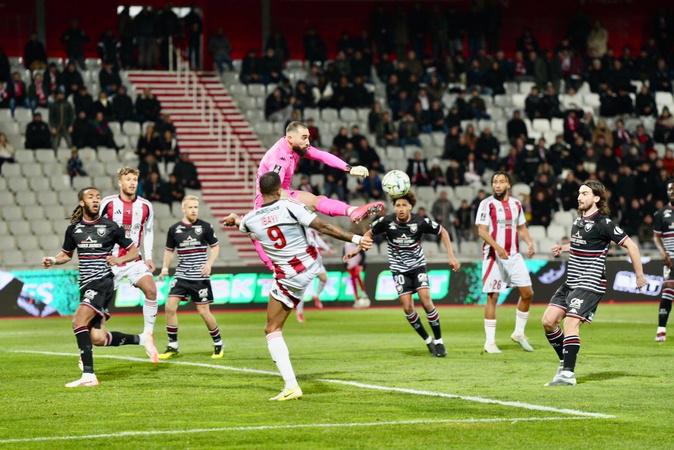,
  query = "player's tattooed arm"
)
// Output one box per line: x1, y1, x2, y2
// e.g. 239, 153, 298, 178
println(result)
42, 251, 72, 268
309, 217, 373, 250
